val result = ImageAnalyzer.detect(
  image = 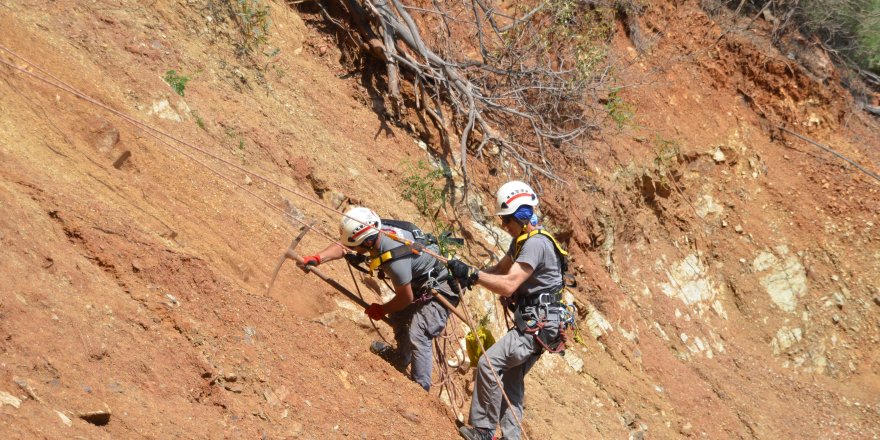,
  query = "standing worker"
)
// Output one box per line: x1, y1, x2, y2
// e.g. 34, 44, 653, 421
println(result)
448, 181, 571, 440
297, 206, 459, 391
